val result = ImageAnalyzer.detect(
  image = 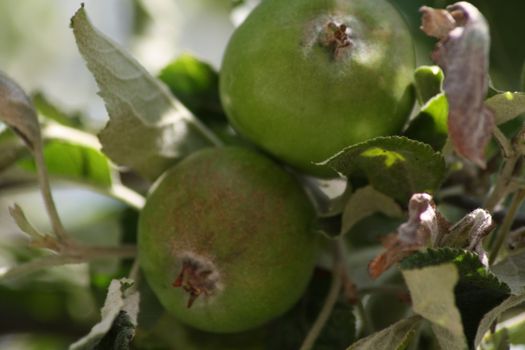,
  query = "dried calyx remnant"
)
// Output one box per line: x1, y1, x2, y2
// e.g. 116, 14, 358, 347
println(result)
319, 20, 353, 60
172, 253, 221, 308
